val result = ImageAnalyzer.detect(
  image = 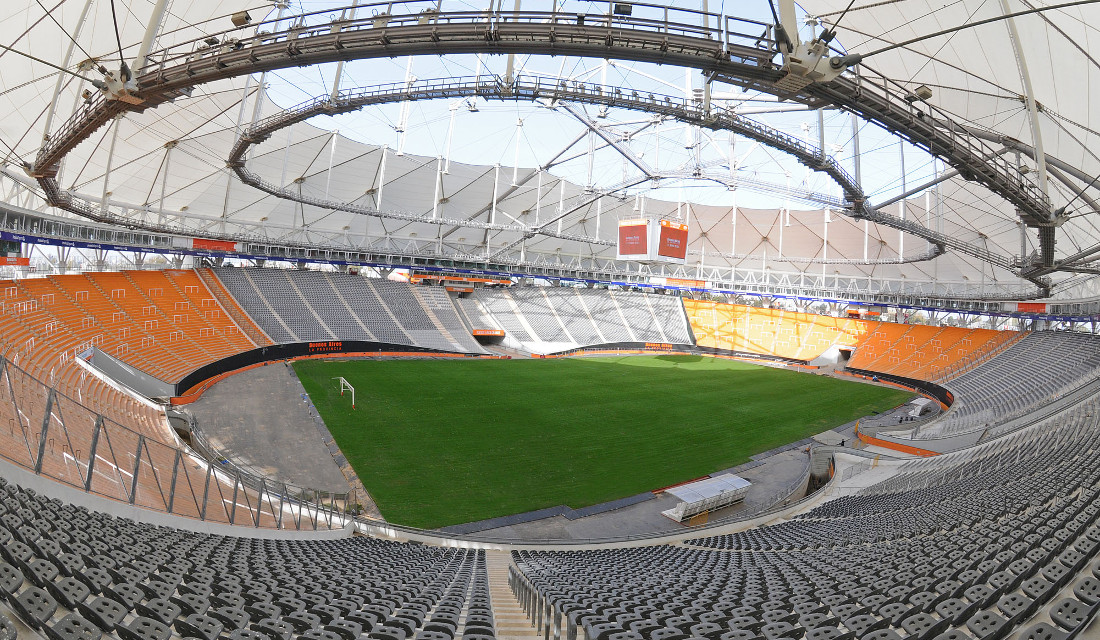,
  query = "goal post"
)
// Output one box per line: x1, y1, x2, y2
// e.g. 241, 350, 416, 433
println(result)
334, 376, 356, 409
